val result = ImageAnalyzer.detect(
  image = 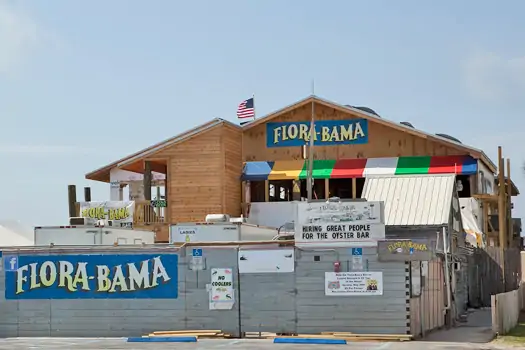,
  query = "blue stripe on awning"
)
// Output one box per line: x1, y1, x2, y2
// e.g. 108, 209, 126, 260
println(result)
241, 161, 274, 181
462, 157, 478, 175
